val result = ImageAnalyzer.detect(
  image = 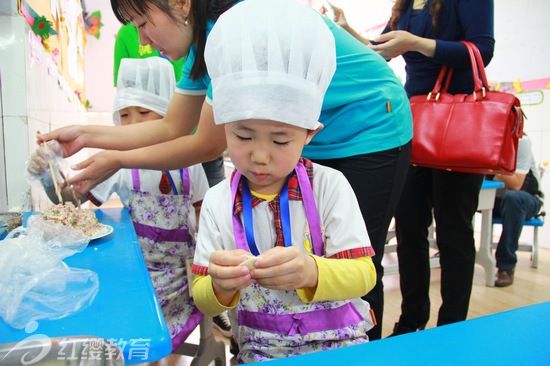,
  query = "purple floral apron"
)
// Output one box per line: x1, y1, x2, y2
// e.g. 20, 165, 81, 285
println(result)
231, 162, 371, 363
128, 169, 203, 351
